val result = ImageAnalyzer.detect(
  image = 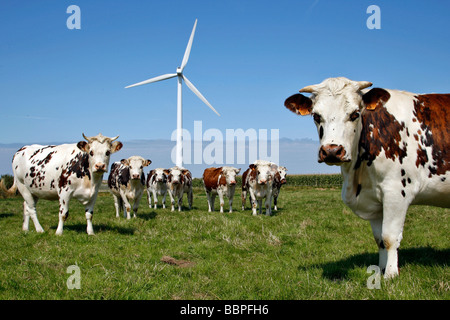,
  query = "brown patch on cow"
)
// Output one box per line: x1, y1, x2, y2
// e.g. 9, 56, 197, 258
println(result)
161, 256, 196, 268
413, 94, 450, 176
416, 147, 428, 168
362, 88, 391, 111
356, 97, 407, 168
284, 93, 313, 116
203, 167, 224, 191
